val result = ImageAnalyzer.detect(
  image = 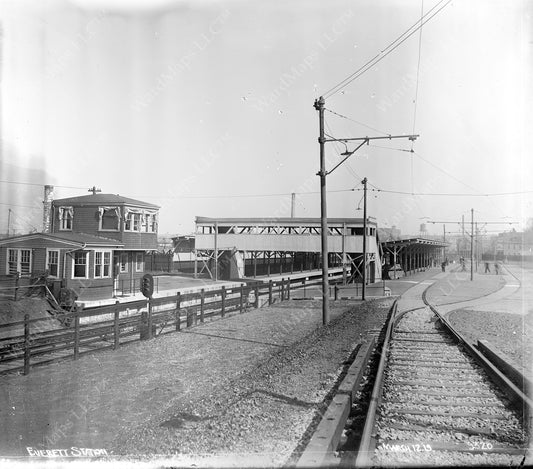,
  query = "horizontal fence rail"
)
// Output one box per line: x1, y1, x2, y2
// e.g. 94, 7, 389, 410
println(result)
0, 271, 344, 376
